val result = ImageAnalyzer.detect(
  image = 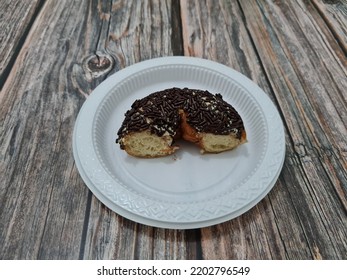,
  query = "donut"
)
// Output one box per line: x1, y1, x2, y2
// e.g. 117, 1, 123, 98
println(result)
116, 87, 247, 158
